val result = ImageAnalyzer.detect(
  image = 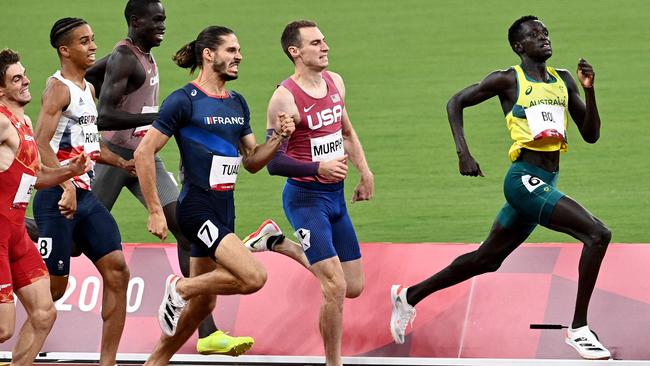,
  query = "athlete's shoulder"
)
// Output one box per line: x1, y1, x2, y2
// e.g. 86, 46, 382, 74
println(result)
552, 67, 572, 80
491, 67, 517, 78
164, 85, 193, 105
325, 70, 343, 81
228, 89, 246, 101
0, 110, 10, 127
270, 83, 296, 109
479, 67, 517, 89
106, 45, 139, 71
552, 67, 579, 92
43, 76, 71, 101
